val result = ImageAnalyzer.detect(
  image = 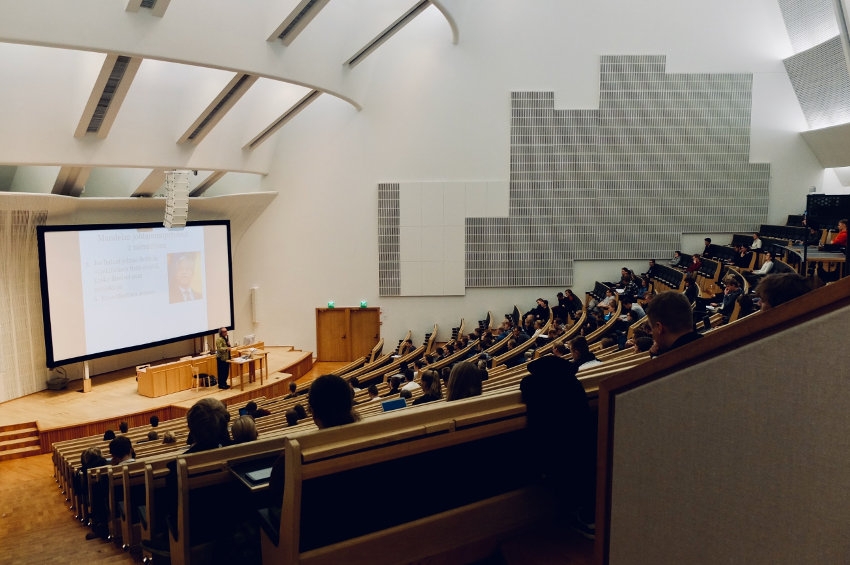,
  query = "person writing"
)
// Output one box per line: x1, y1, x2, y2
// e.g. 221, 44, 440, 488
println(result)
215, 327, 231, 390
